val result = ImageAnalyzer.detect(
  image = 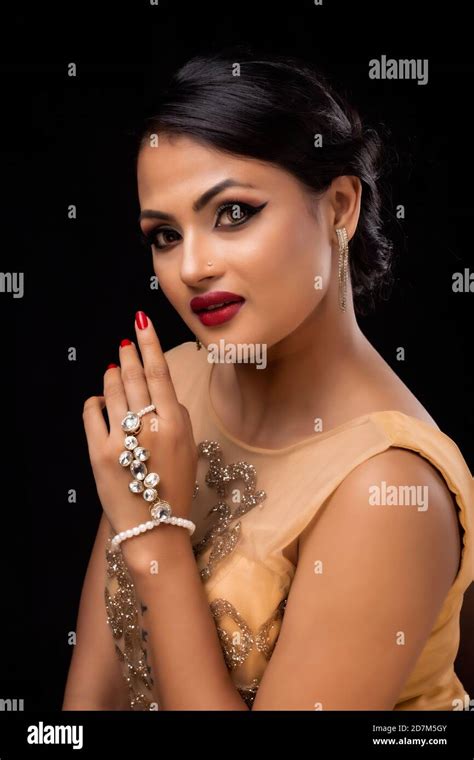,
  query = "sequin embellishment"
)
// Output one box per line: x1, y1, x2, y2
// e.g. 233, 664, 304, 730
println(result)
210, 596, 288, 668
192, 440, 267, 580
104, 531, 155, 710
210, 596, 288, 709
237, 679, 261, 709
104, 439, 270, 710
